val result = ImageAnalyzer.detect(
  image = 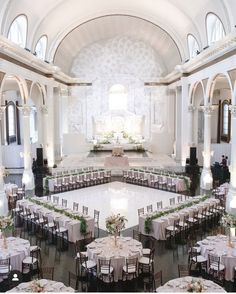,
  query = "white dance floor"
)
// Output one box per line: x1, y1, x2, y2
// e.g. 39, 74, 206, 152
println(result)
54, 181, 180, 230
